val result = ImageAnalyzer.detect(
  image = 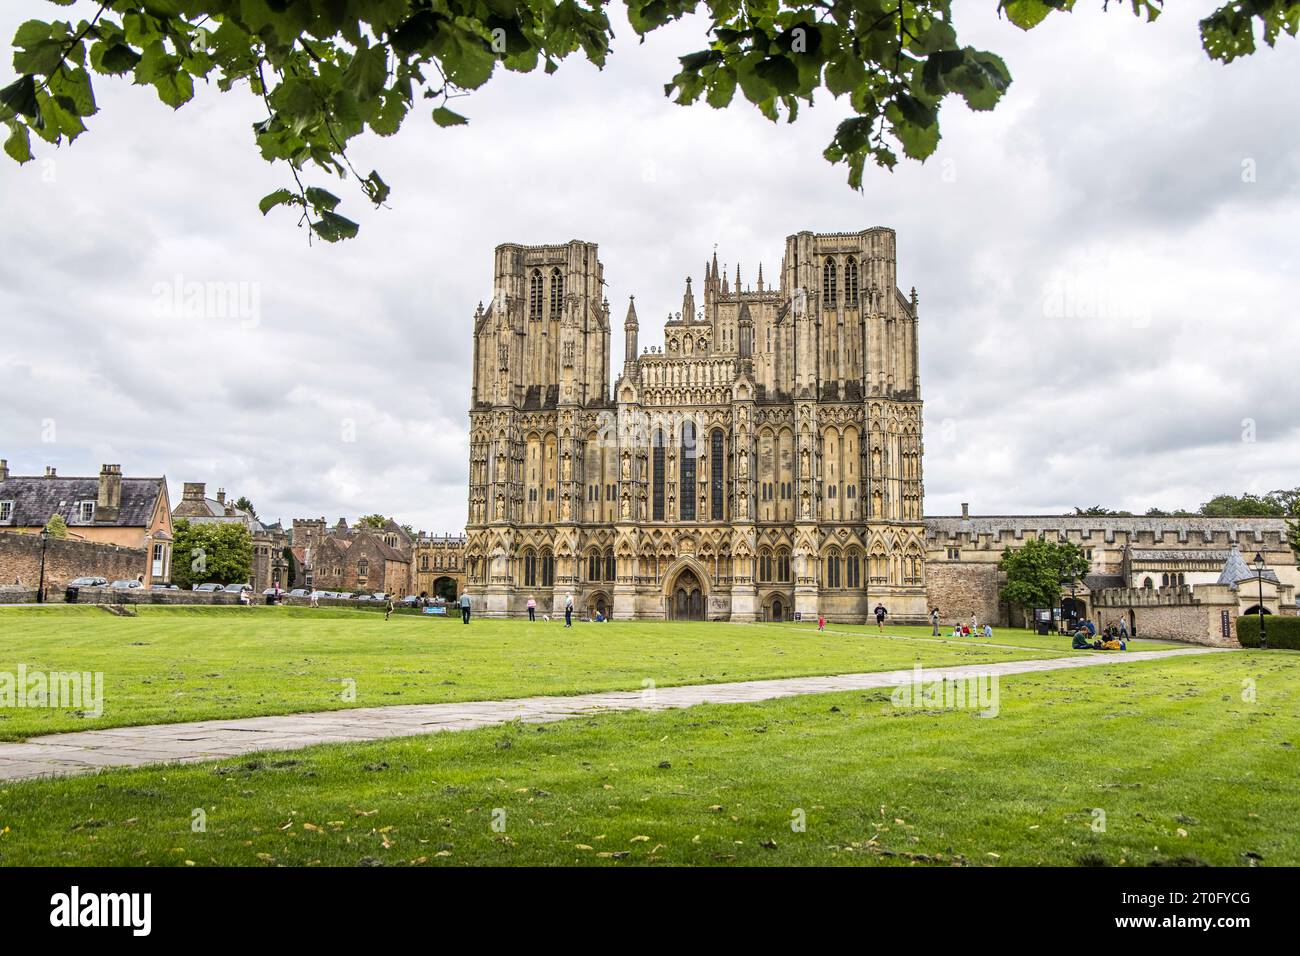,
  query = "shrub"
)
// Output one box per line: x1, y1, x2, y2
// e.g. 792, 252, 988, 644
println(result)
1236, 613, 1300, 649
